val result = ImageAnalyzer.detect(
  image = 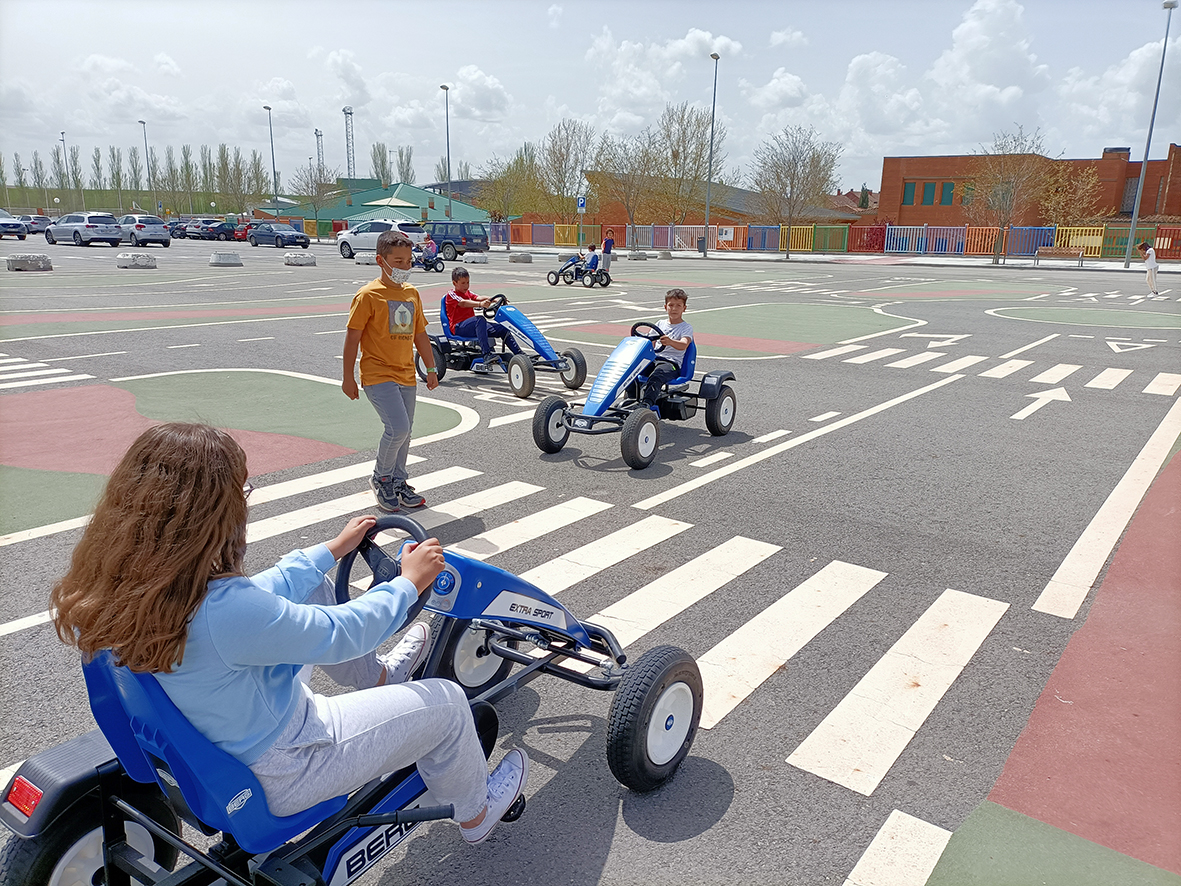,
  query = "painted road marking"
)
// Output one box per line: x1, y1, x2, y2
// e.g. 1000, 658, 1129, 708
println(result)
787, 589, 1009, 795
1107, 341, 1154, 353
0, 515, 91, 548
999, 333, 1059, 359
810, 411, 842, 422
0, 610, 53, 638
1012, 387, 1071, 420
249, 458, 413, 505
634, 376, 965, 511
690, 452, 733, 467
0, 361, 48, 371
238, 337, 275, 342
0, 367, 64, 379
698, 560, 888, 730
802, 345, 866, 360
1084, 368, 1134, 390
842, 810, 952, 886
845, 348, 906, 364
0, 357, 25, 364
931, 356, 988, 373
1029, 364, 1081, 384
449, 497, 612, 561
0, 374, 93, 390
166, 344, 201, 349
978, 359, 1034, 379
1034, 397, 1181, 618
374, 481, 544, 542
753, 429, 791, 443
42, 351, 128, 361
1143, 372, 1181, 396
489, 409, 537, 428
886, 352, 946, 368
519, 515, 691, 595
